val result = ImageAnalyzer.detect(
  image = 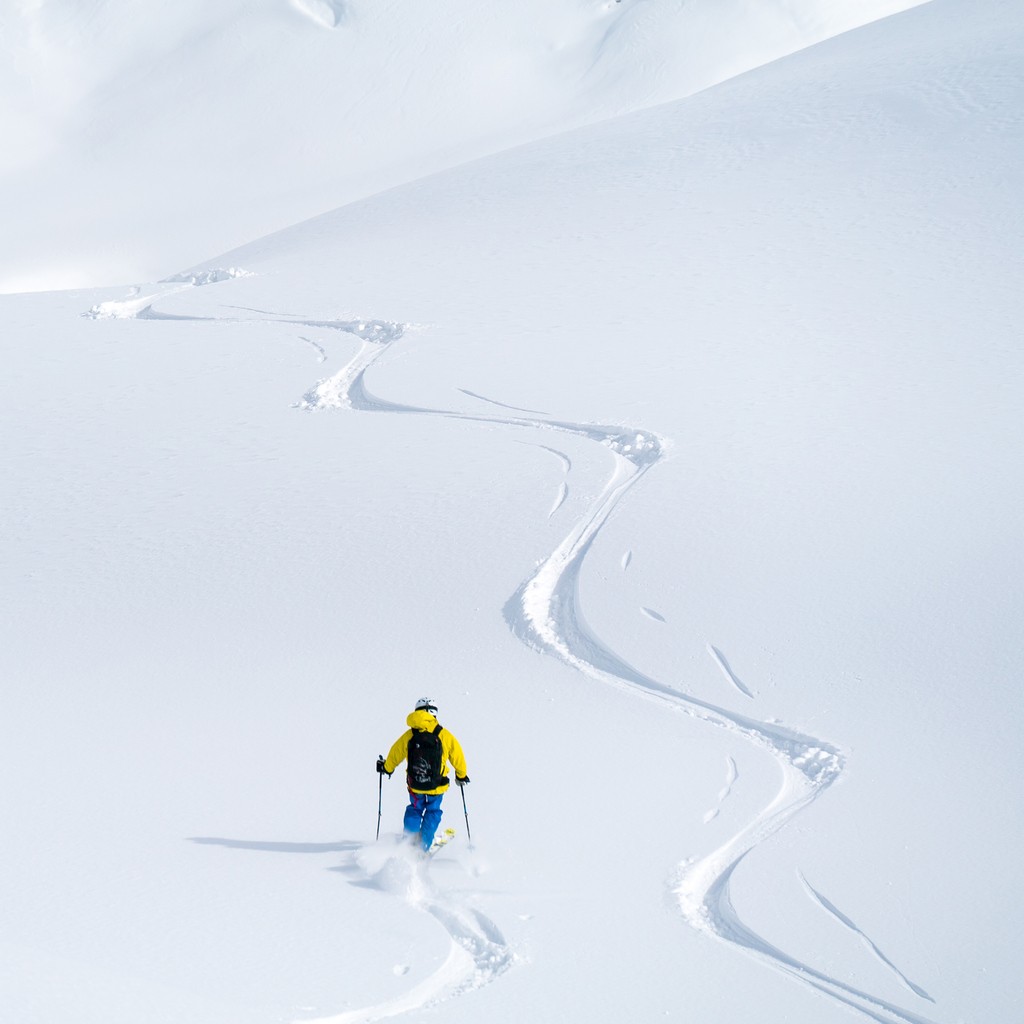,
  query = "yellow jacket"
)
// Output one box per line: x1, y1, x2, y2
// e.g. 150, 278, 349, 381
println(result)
384, 709, 468, 795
